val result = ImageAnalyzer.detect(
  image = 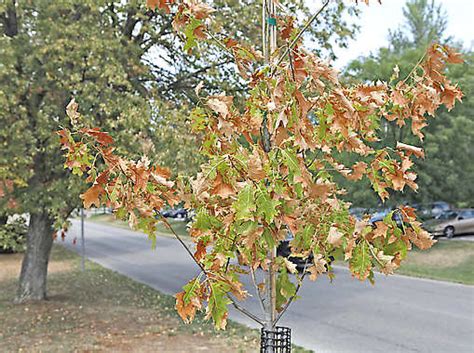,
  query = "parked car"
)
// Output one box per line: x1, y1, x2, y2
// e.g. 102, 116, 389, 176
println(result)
415, 201, 451, 220
277, 232, 333, 272
369, 208, 403, 227
161, 208, 188, 220
422, 209, 474, 238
